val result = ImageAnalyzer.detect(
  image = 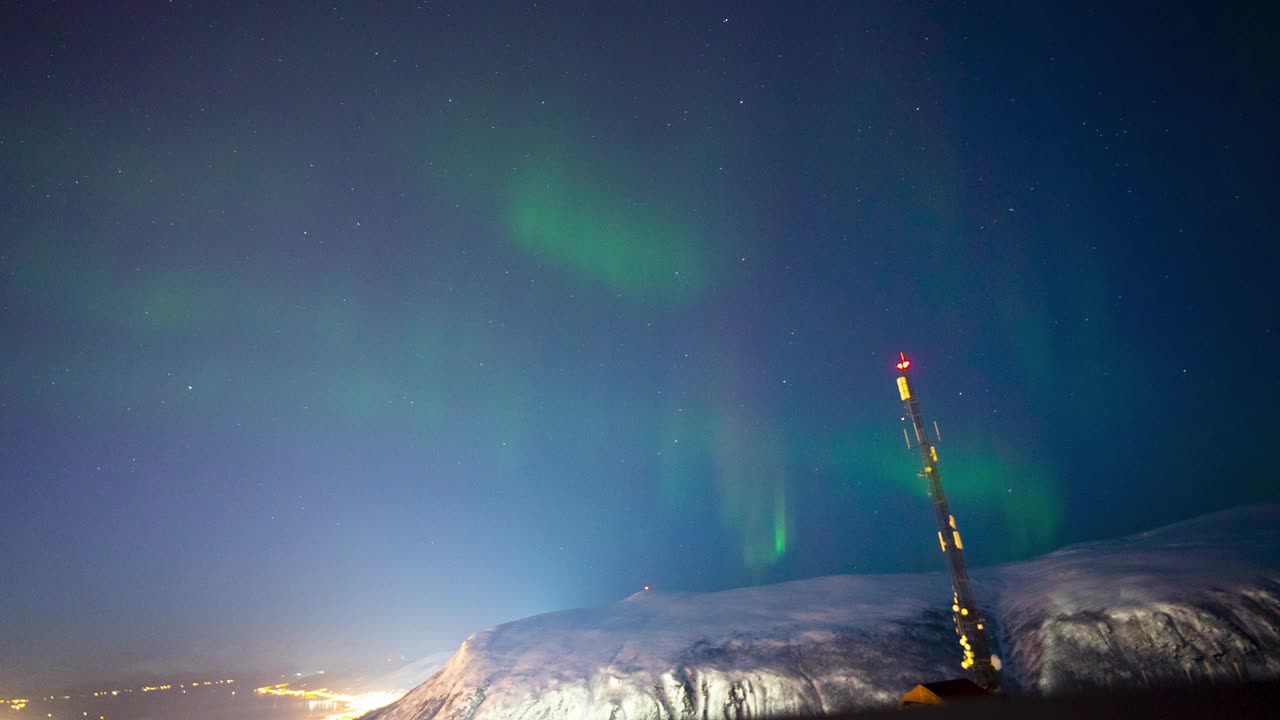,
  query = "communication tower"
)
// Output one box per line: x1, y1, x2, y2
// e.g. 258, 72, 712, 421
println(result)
895, 352, 1000, 690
